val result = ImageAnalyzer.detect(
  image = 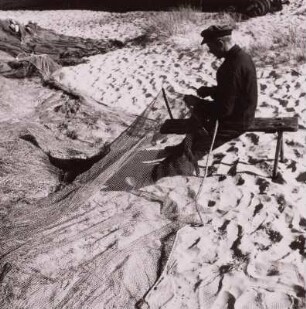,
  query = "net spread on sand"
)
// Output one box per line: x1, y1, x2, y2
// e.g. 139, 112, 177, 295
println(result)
1, 88, 186, 243
0, 88, 187, 309
2, 78, 305, 309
